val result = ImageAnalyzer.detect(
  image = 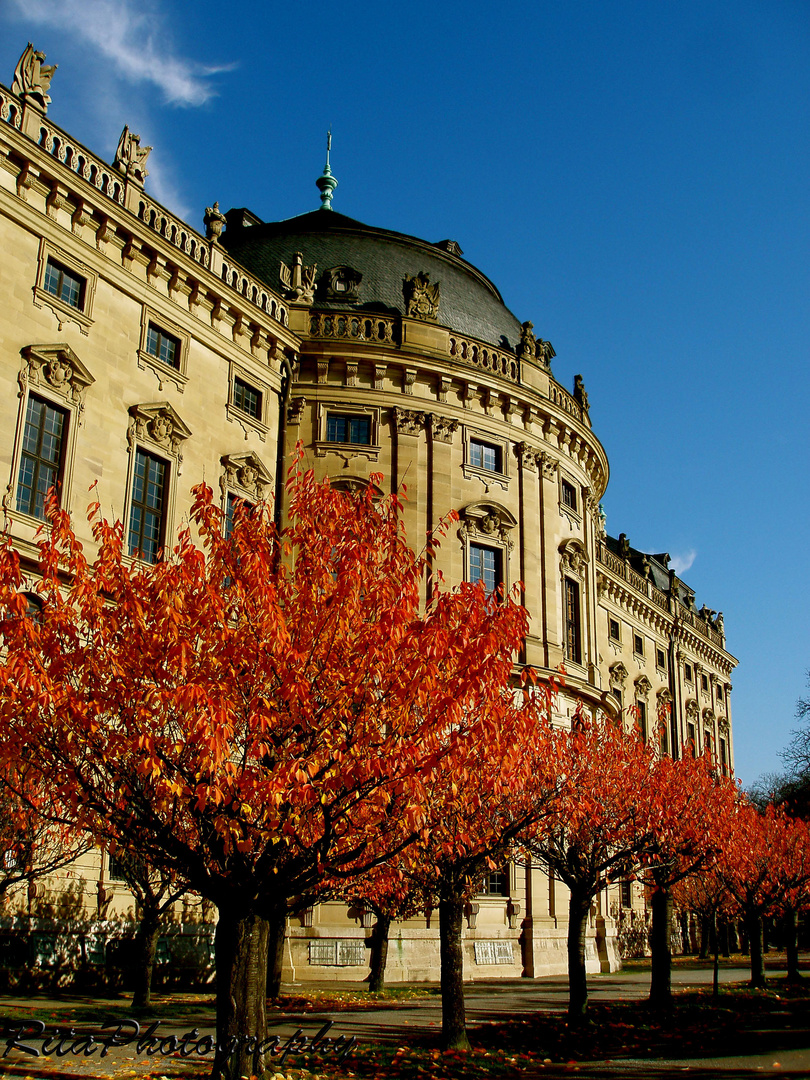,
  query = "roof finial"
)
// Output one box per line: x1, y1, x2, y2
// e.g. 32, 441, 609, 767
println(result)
316, 128, 338, 210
